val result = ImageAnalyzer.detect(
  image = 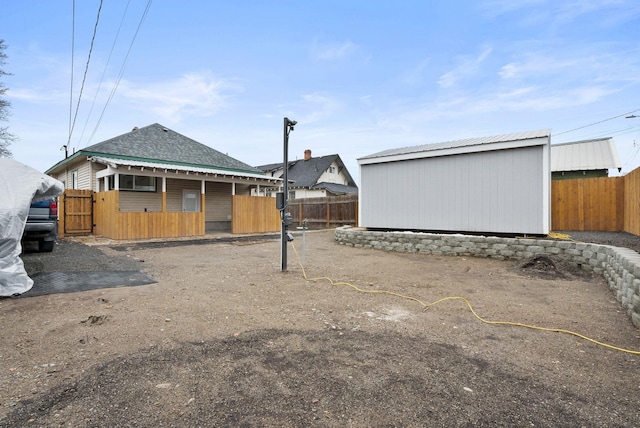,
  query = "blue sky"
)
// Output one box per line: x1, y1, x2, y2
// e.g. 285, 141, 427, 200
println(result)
2, 1, 640, 182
